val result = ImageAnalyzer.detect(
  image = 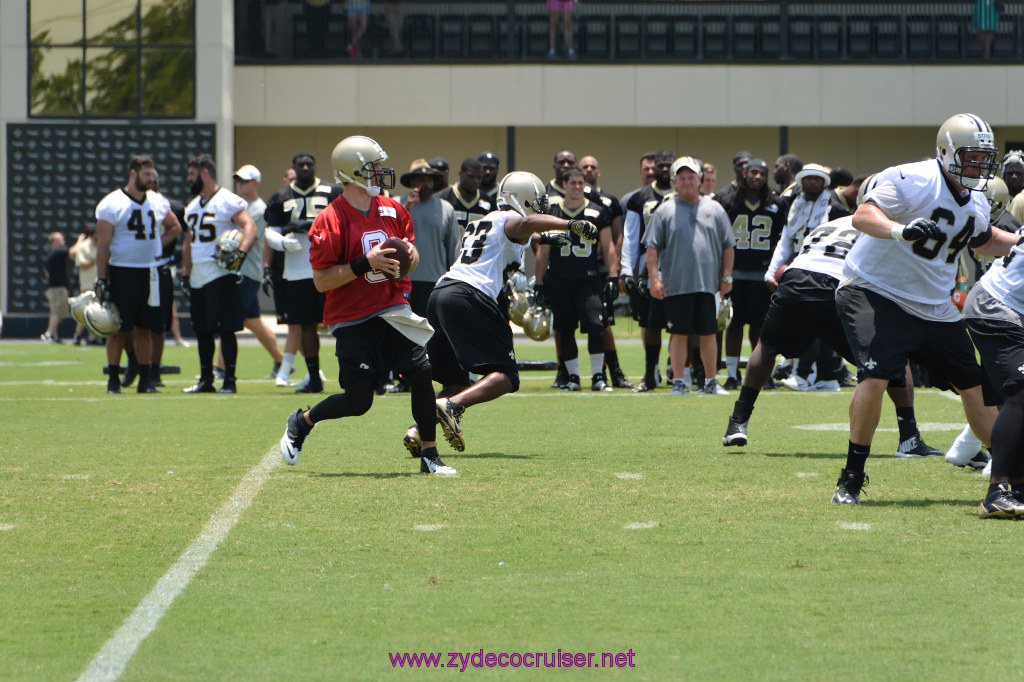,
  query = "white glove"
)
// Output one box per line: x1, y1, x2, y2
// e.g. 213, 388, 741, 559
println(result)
281, 235, 303, 253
